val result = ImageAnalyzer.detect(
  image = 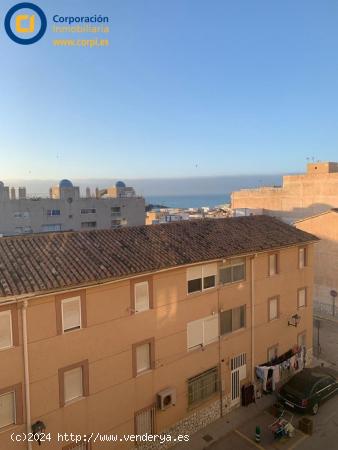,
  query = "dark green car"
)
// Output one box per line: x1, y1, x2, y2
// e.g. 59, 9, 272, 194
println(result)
277, 367, 338, 415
